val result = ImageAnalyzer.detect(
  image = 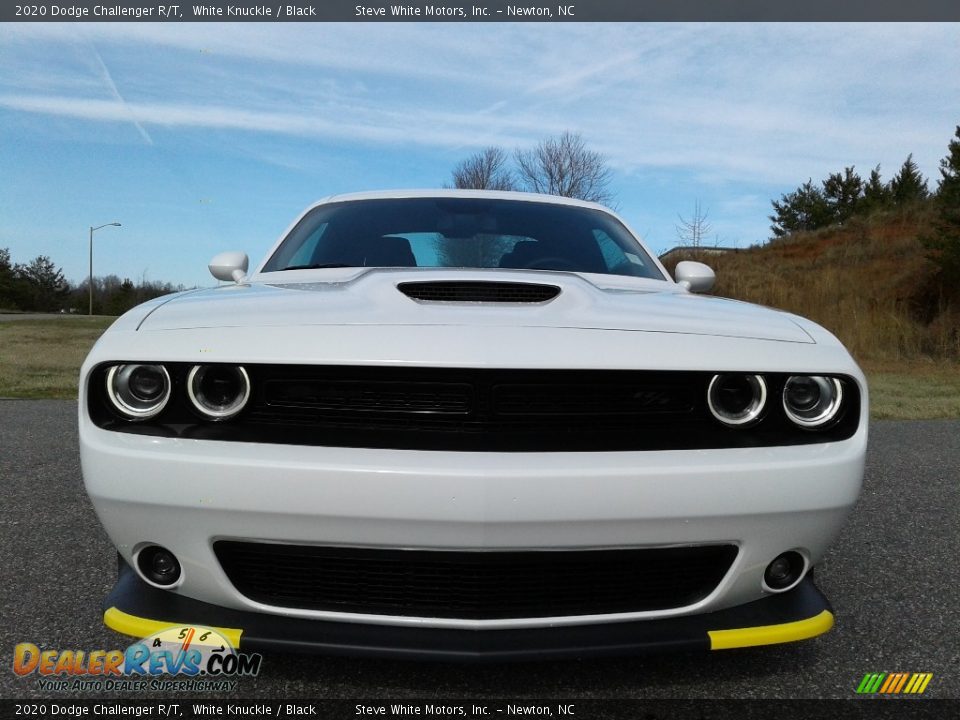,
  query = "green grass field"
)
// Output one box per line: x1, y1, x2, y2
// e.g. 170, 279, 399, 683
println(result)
862, 359, 960, 420
0, 317, 115, 398
0, 315, 958, 419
